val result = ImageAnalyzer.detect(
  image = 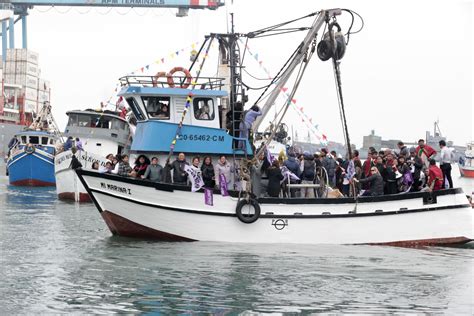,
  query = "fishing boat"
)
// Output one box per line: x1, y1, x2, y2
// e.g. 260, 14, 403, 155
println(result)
6, 102, 61, 186
458, 142, 474, 178
54, 109, 133, 202
76, 8, 473, 245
